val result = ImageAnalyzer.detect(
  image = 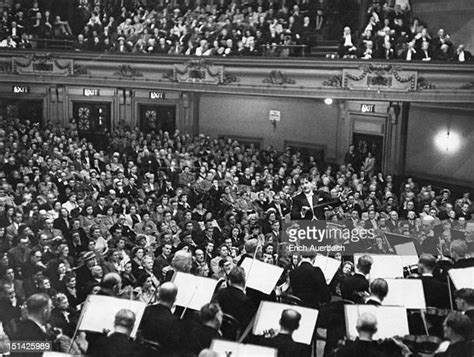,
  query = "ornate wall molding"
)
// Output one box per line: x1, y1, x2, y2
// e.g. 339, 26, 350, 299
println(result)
0, 62, 11, 73
262, 70, 296, 85
342, 64, 417, 92
222, 71, 239, 84
12, 53, 73, 76
174, 59, 223, 84
417, 77, 436, 90
323, 75, 343, 88
0, 51, 472, 102
113, 64, 143, 78
73, 64, 88, 76
460, 82, 474, 90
